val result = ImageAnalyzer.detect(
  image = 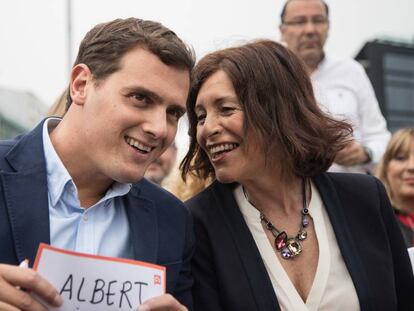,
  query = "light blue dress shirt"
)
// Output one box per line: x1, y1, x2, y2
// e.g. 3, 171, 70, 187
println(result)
42, 118, 134, 259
